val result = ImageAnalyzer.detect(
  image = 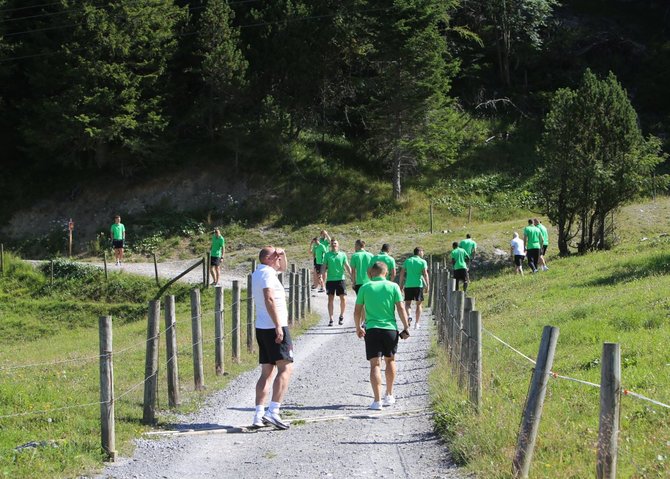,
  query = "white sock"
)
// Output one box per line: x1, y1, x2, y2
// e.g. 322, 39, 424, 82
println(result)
268, 401, 281, 413
255, 405, 265, 415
